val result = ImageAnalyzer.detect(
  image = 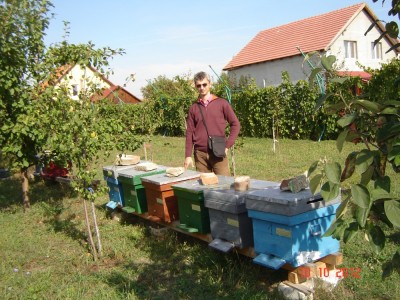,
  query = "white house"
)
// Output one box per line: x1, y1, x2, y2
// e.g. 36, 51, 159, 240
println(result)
50, 64, 141, 104
223, 2, 399, 86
